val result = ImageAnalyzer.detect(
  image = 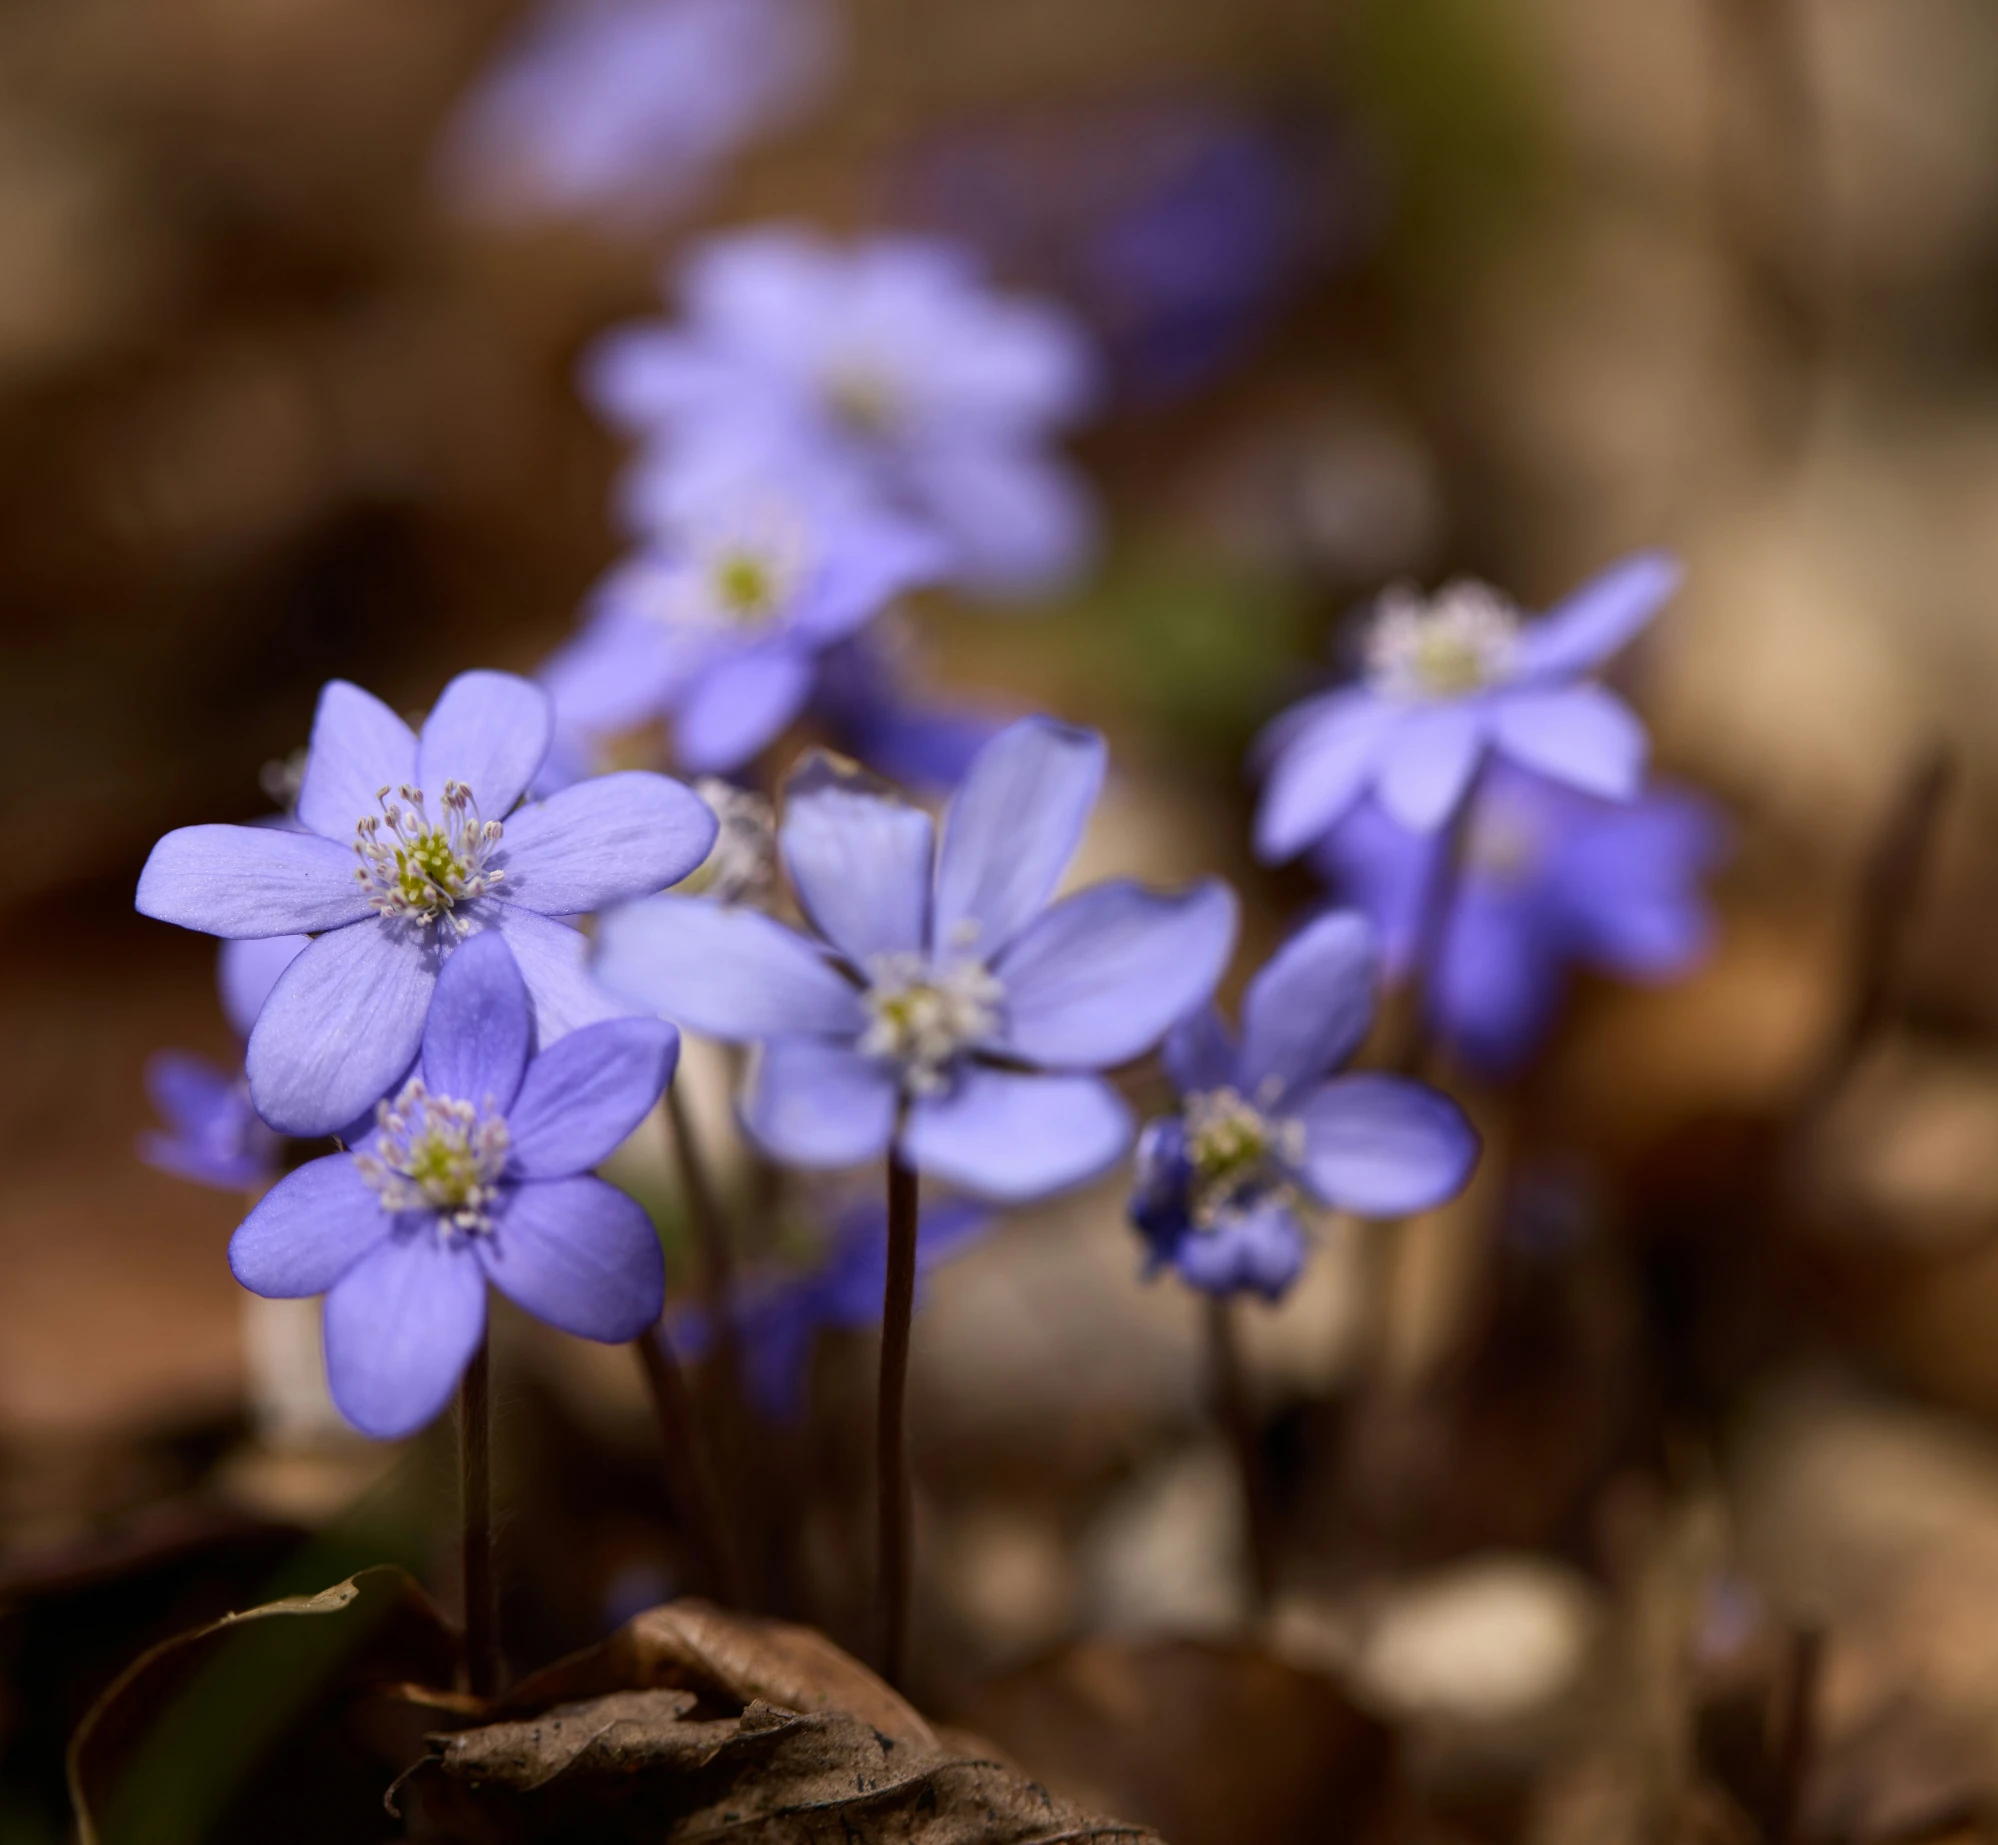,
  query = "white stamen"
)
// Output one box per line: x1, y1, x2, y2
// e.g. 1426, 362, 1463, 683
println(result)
1182, 1087, 1305, 1232
1366, 580, 1521, 702
352, 779, 504, 934
354, 1076, 511, 1236
672, 777, 776, 904
860, 950, 1004, 1096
